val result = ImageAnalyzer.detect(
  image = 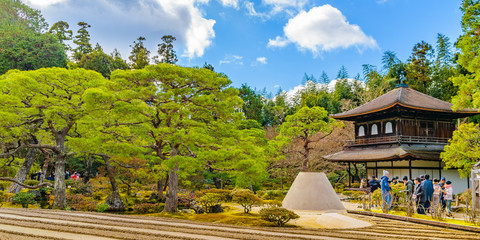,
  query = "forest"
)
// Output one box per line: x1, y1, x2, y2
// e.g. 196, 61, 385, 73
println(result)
0, 0, 479, 215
